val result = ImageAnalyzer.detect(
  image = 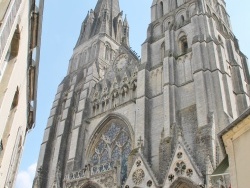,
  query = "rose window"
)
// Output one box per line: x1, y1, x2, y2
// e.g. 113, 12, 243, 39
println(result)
174, 161, 186, 175
132, 169, 145, 185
